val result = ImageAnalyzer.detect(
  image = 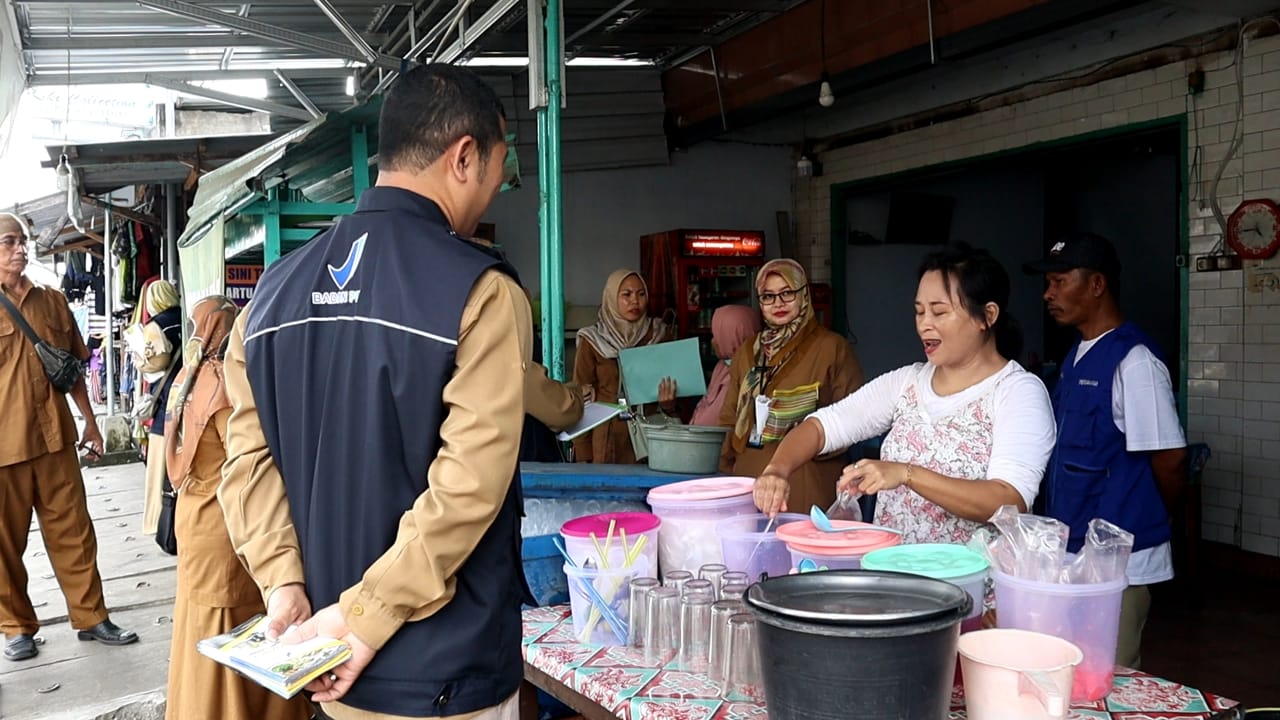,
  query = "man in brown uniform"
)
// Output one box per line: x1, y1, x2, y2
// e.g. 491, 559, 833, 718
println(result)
0, 212, 138, 661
